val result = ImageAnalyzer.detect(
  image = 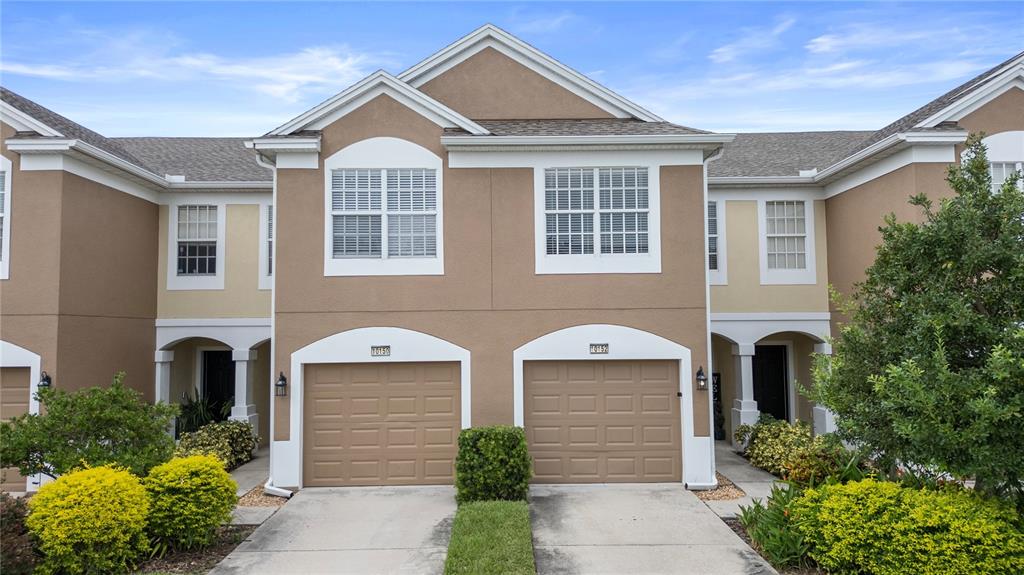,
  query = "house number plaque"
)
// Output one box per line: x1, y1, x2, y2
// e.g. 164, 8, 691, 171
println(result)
370, 345, 391, 357
589, 343, 609, 355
